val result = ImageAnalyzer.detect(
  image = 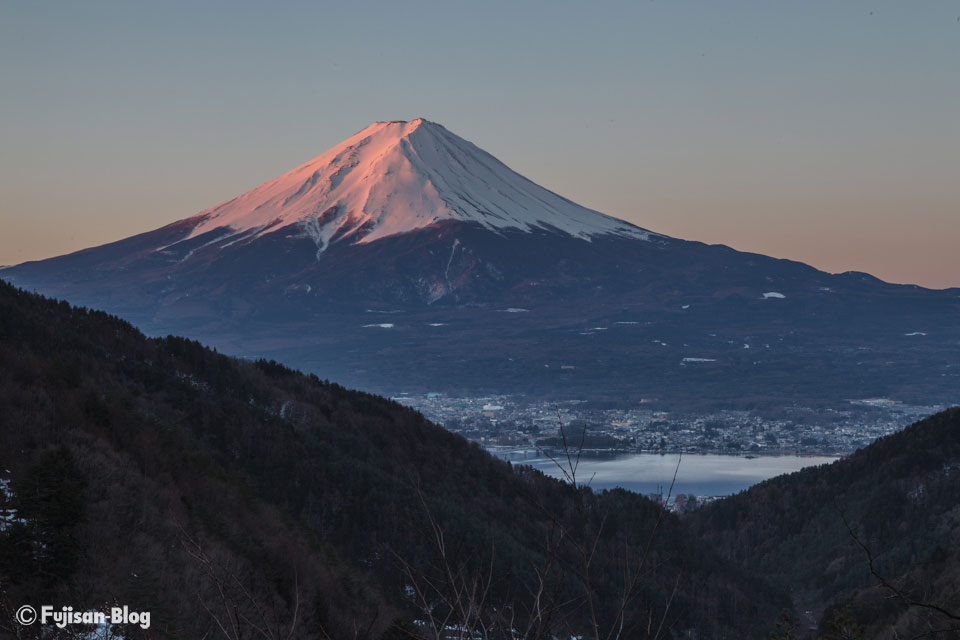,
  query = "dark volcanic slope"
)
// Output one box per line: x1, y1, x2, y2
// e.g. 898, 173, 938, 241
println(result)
0, 280, 783, 639
688, 408, 960, 637
7, 219, 960, 411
